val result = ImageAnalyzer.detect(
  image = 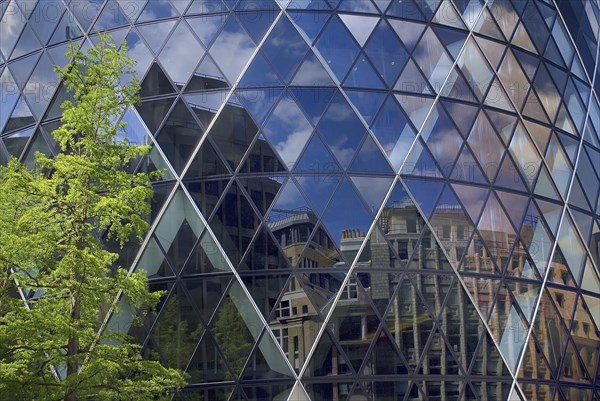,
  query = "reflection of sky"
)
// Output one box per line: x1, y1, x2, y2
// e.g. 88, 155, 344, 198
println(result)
263, 100, 312, 168
1, 2, 25, 58
158, 22, 204, 85
209, 18, 256, 83
339, 14, 378, 47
